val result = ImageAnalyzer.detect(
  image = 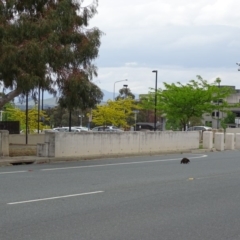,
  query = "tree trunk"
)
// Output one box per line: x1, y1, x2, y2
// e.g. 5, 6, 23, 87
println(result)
0, 89, 22, 108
